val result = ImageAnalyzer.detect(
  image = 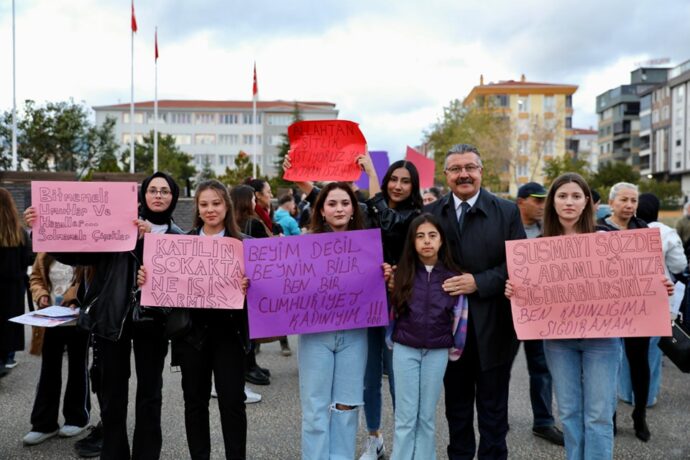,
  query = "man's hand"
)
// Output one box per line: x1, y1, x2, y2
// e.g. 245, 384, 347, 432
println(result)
442, 274, 477, 296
